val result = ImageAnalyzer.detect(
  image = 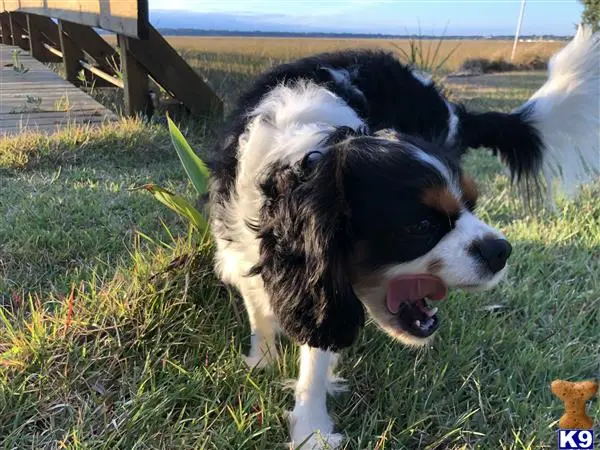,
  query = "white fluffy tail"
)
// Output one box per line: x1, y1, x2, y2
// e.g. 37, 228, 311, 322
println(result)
518, 25, 600, 202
